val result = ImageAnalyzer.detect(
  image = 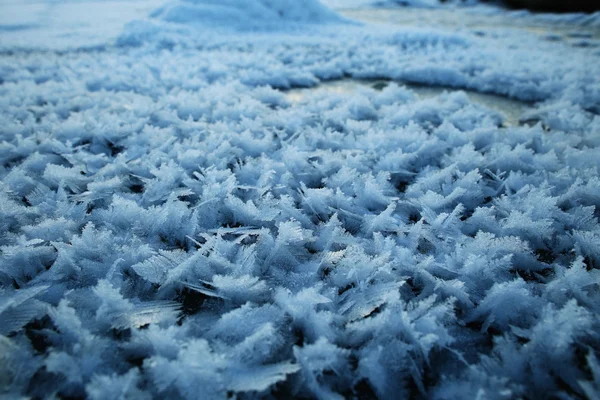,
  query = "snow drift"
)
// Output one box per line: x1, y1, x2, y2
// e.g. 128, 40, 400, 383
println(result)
118, 0, 348, 47
149, 0, 345, 29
